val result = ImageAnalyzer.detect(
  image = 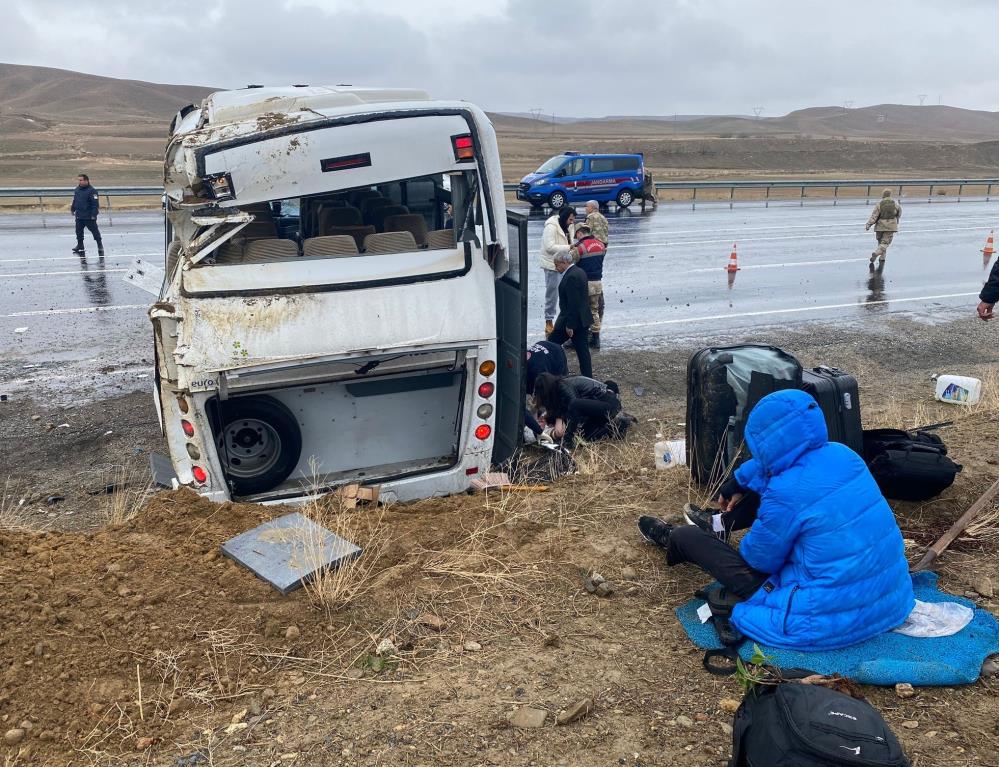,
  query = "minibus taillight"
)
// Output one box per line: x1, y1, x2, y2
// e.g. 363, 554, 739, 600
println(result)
474, 424, 492, 440
477, 403, 493, 419
192, 466, 208, 484
478, 382, 494, 398
452, 134, 475, 162
478, 360, 496, 377
177, 397, 190, 414
181, 419, 195, 437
